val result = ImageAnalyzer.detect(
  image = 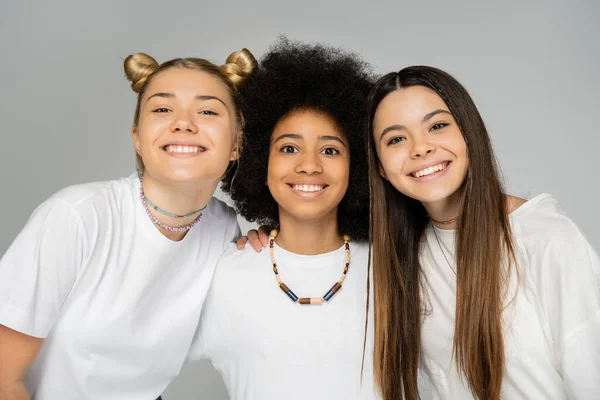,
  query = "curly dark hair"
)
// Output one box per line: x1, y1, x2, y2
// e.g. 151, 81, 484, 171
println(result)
222, 37, 373, 240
